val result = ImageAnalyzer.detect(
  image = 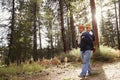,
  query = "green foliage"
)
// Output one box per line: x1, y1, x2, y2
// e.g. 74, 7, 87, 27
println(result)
0, 62, 45, 80
59, 48, 80, 62
22, 62, 45, 72
100, 7, 118, 48
1, 0, 119, 66
92, 45, 118, 62
58, 46, 119, 63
